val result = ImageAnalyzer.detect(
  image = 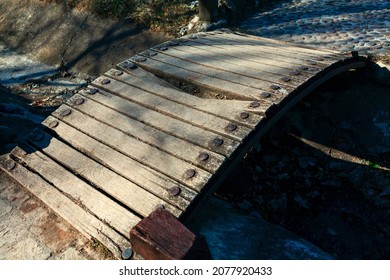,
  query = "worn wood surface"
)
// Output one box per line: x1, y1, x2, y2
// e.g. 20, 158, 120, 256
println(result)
1, 30, 368, 259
